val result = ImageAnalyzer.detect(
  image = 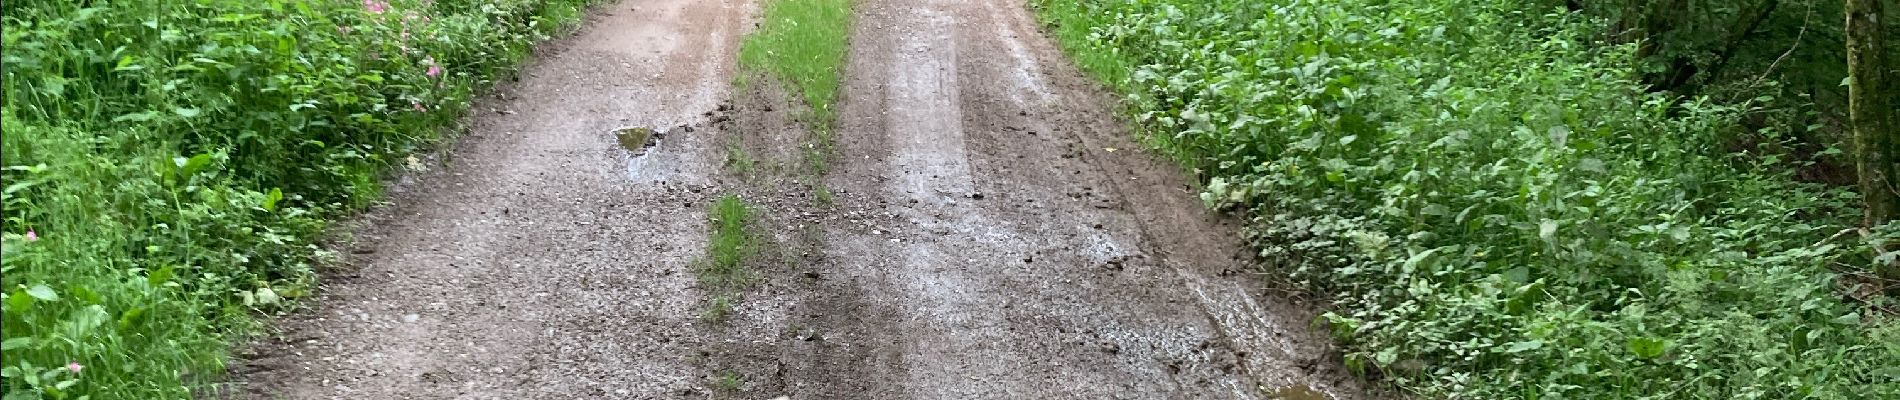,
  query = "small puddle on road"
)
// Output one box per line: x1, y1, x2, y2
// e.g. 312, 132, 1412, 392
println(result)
1269, 384, 1332, 400
614, 126, 663, 179
615, 126, 661, 155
